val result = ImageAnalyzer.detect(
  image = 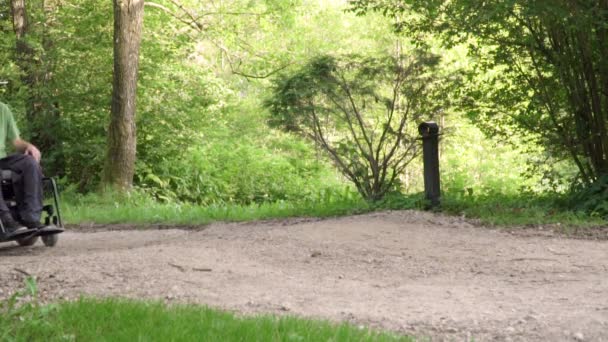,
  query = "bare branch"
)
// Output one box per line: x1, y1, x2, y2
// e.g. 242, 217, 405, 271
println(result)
194, 11, 269, 18
375, 63, 412, 164
335, 69, 375, 158
230, 63, 293, 79
324, 90, 372, 163
309, 103, 364, 192
381, 83, 425, 174
168, 0, 204, 31
145, 1, 205, 31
